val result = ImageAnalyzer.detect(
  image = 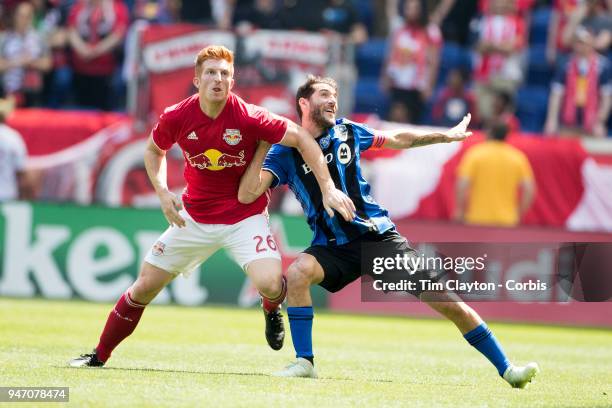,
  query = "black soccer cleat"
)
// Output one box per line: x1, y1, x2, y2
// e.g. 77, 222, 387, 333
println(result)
264, 308, 285, 351
68, 349, 105, 367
